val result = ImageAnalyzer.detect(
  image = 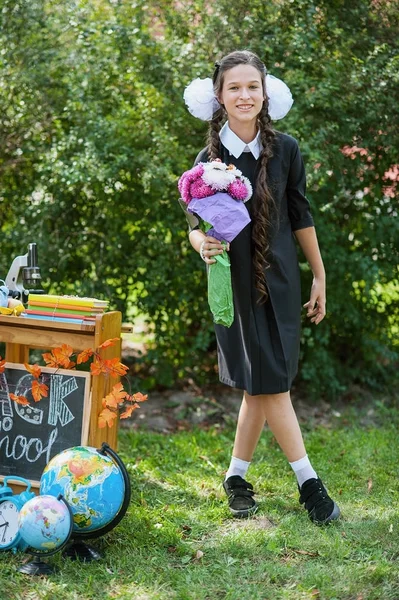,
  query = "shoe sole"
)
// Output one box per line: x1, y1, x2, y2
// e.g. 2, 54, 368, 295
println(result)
312, 501, 341, 525
229, 503, 259, 519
